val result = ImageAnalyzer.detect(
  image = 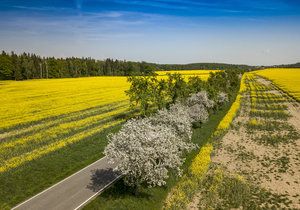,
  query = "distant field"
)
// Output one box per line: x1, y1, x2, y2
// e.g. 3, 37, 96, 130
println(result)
254, 68, 300, 100
156, 70, 221, 80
